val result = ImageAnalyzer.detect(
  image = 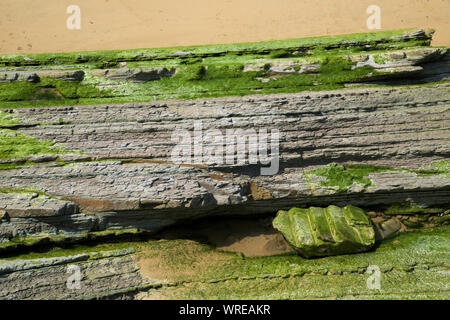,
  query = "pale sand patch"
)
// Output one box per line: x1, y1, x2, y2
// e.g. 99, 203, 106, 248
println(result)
134, 239, 234, 281
154, 218, 295, 257
134, 218, 295, 283
1, 0, 449, 54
